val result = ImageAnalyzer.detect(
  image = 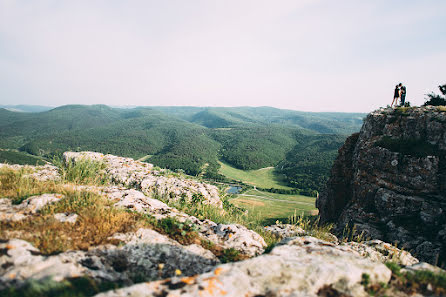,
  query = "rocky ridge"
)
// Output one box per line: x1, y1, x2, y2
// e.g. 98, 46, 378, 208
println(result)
1, 151, 445, 296
317, 106, 446, 266
63, 152, 223, 208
